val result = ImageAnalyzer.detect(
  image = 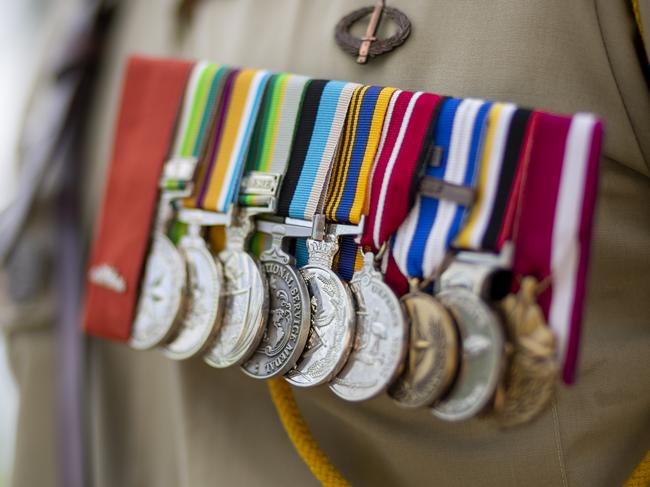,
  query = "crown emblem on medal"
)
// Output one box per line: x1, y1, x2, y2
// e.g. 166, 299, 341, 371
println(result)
307, 236, 339, 268
88, 264, 127, 293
